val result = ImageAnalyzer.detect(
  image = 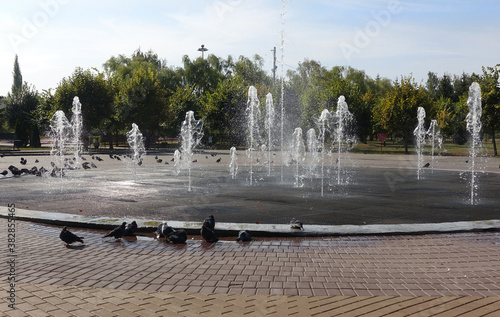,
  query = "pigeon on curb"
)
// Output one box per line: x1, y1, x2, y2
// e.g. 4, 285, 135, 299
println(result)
201, 224, 218, 243
123, 221, 138, 236
236, 230, 252, 242
166, 229, 187, 244
60, 227, 84, 245
155, 222, 174, 238
290, 219, 304, 231
103, 222, 126, 239
203, 215, 215, 230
